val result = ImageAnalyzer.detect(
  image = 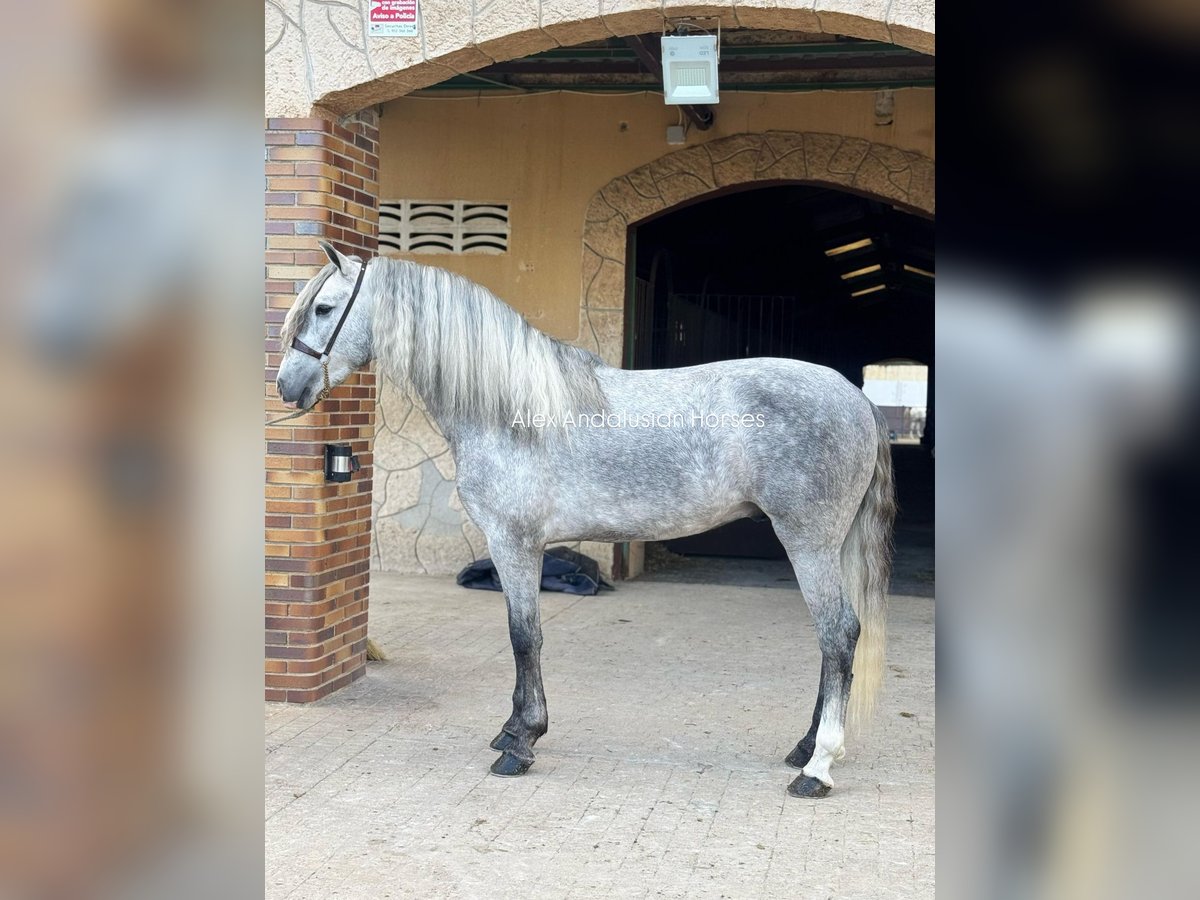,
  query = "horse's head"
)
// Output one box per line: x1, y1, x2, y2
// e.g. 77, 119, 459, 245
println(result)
277, 241, 374, 410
